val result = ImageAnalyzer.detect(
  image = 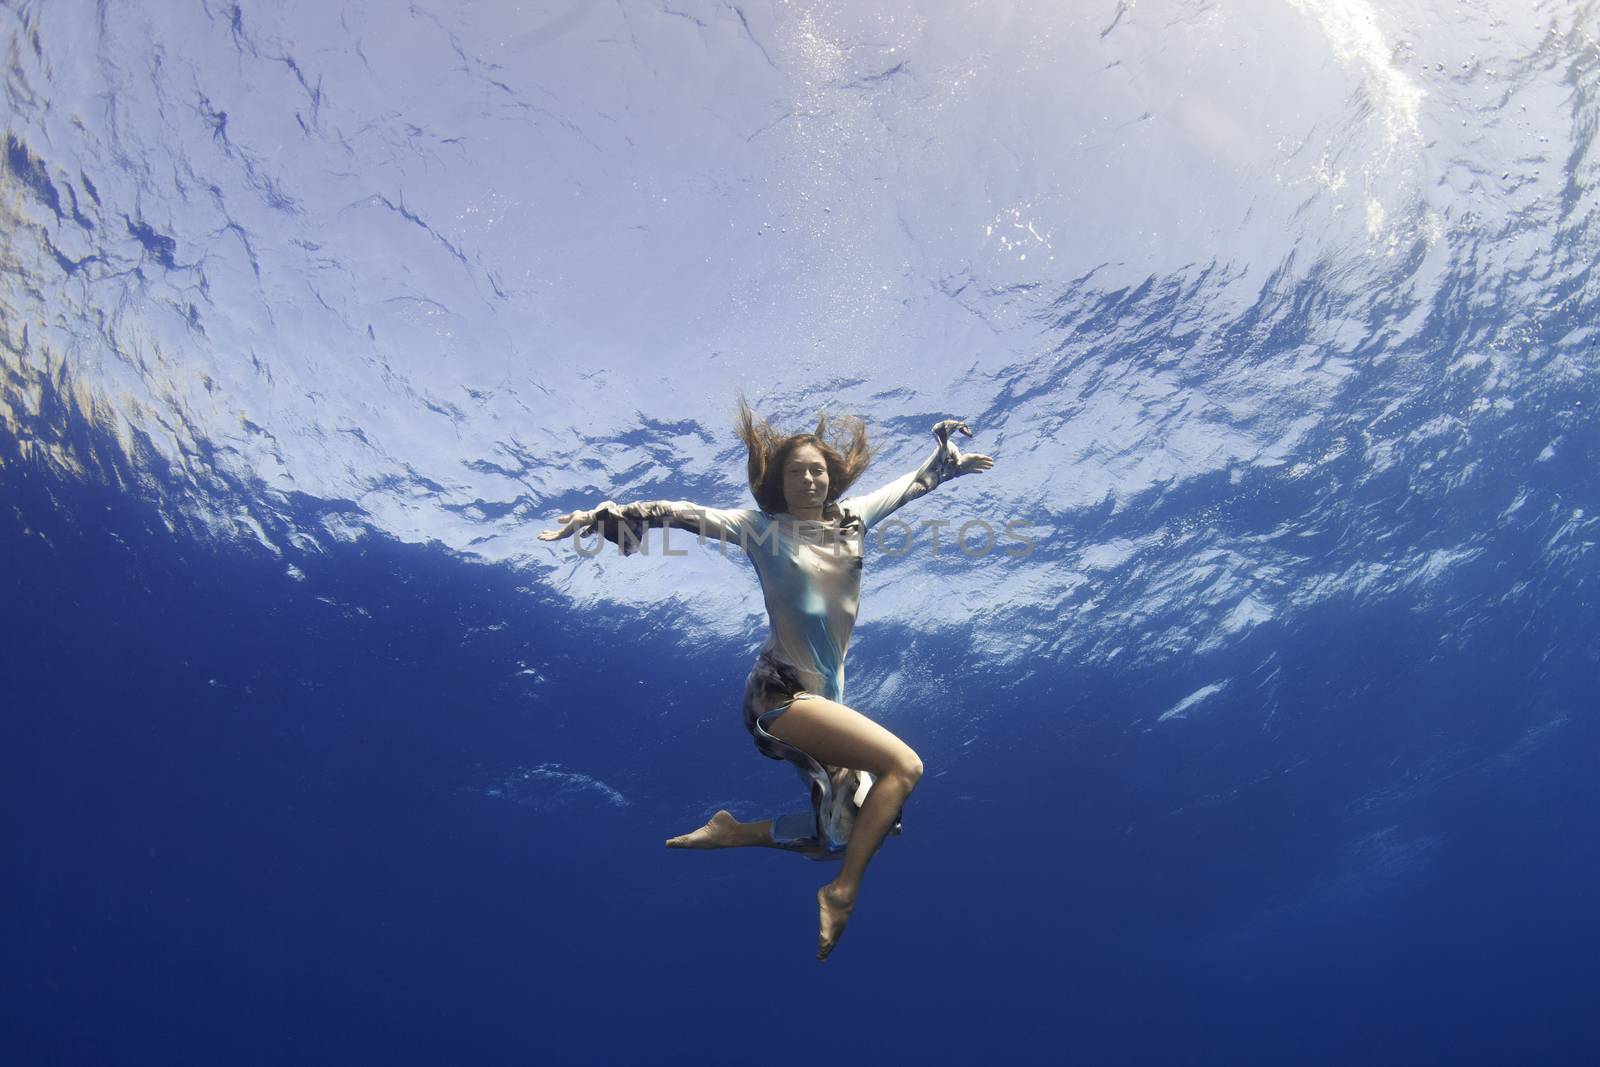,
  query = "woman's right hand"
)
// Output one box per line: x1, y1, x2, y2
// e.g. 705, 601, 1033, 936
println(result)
538, 500, 617, 542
